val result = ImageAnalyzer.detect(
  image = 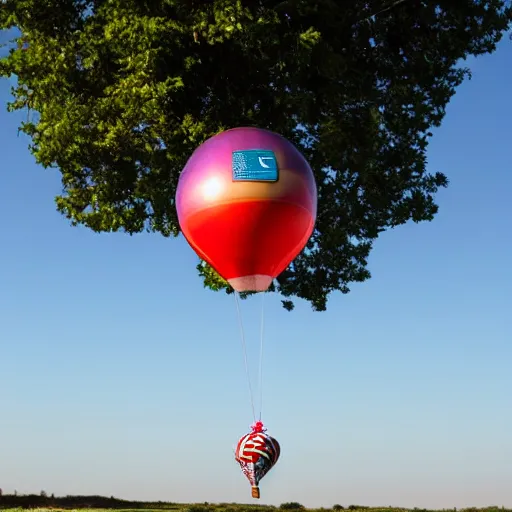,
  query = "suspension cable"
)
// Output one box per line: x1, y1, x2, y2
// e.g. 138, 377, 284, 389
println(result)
257, 291, 266, 421
234, 291, 256, 423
